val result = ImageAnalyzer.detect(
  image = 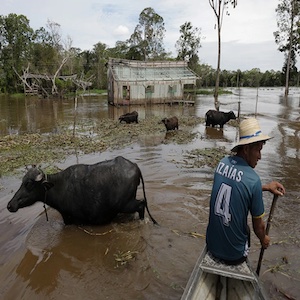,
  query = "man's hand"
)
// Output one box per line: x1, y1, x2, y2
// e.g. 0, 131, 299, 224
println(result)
262, 181, 285, 196
261, 235, 270, 249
